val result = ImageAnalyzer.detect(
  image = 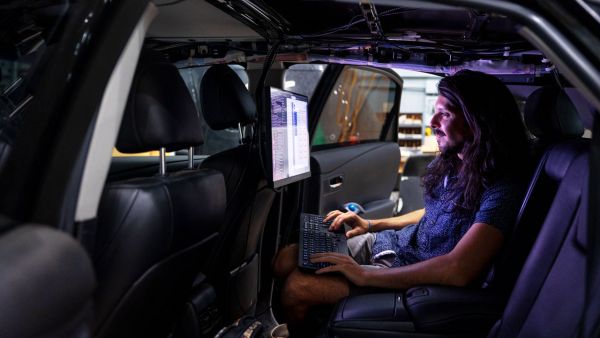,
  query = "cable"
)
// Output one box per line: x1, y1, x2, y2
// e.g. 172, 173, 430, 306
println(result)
300, 15, 364, 38
300, 8, 417, 39
254, 41, 281, 193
